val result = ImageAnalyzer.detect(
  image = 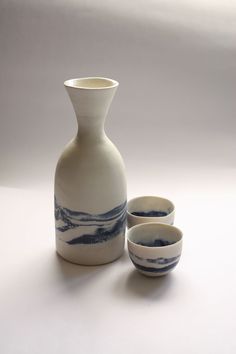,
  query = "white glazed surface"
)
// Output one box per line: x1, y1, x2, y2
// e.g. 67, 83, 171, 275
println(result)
127, 196, 175, 229
55, 77, 127, 265
127, 223, 183, 277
